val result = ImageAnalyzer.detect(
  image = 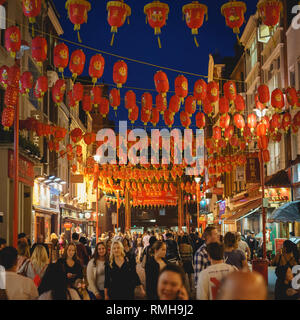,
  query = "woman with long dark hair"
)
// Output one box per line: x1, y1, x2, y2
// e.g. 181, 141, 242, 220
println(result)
87, 242, 107, 300
38, 263, 81, 300
145, 241, 168, 300
57, 243, 83, 287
